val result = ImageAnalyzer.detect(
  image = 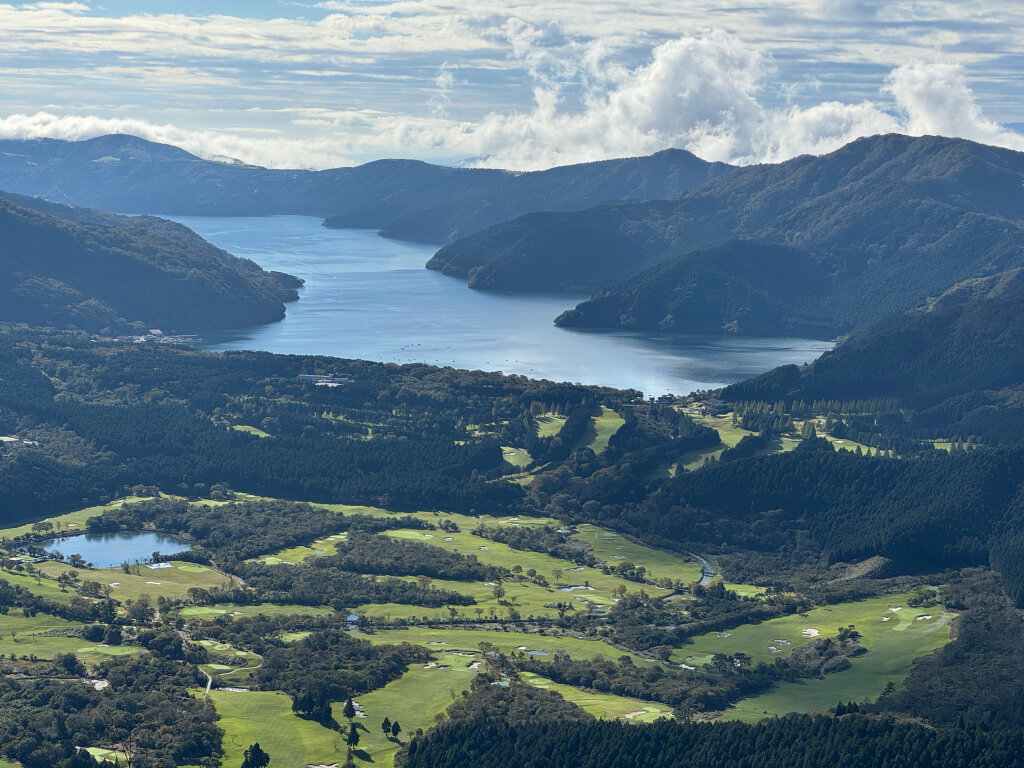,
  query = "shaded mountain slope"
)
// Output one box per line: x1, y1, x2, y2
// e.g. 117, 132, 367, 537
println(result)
0, 191, 300, 333
721, 268, 1024, 441
430, 134, 1024, 335
0, 135, 733, 244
